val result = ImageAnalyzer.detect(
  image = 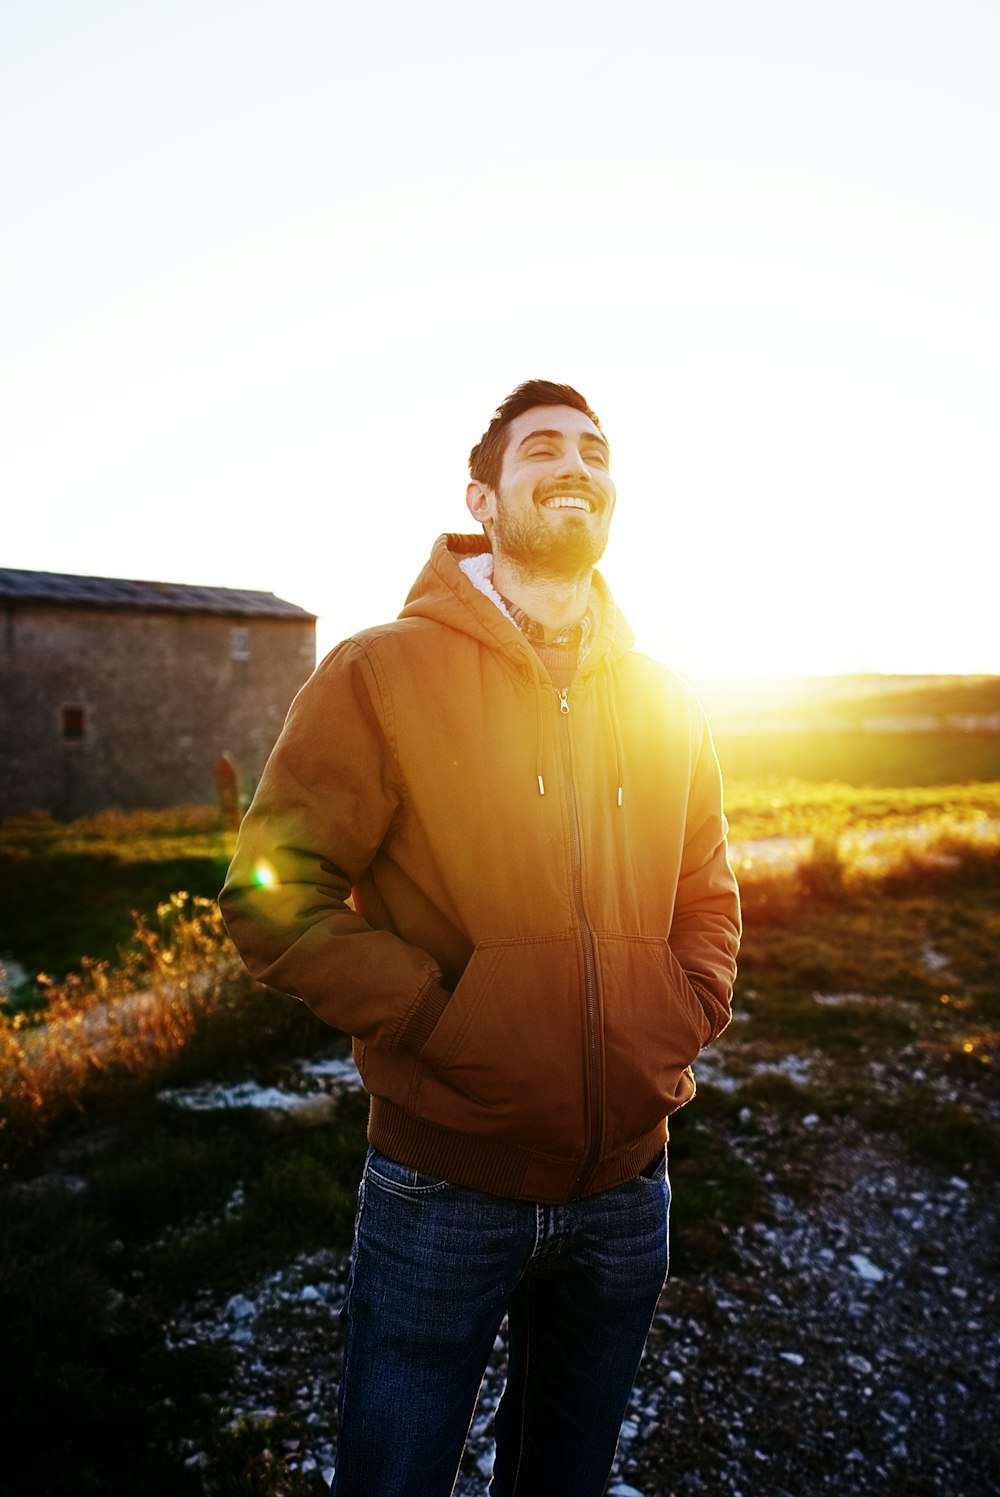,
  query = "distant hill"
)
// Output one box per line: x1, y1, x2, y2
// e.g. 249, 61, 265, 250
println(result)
695, 674, 1000, 735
